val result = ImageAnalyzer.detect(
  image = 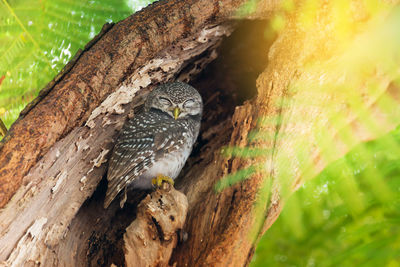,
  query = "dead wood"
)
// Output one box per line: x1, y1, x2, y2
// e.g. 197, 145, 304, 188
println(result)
124, 184, 188, 267
0, 0, 270, 266
1, 0, 399, 267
